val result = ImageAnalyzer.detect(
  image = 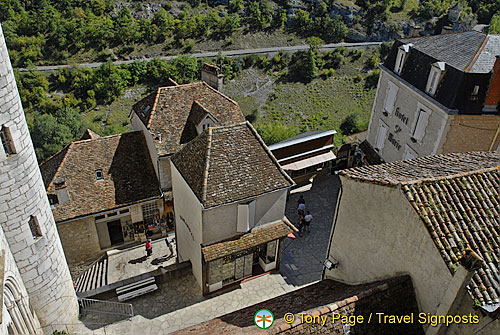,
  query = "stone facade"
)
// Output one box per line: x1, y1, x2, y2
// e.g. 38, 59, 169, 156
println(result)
0, 22, 78, 330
